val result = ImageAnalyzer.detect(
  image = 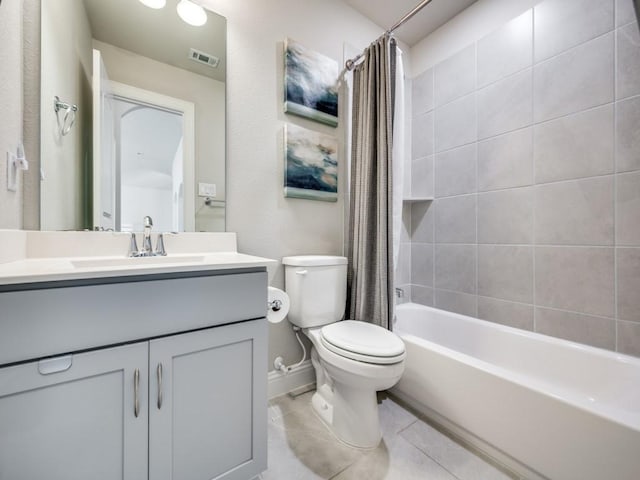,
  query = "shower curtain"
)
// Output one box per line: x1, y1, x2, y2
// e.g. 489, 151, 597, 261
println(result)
347, 36, 403, 331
